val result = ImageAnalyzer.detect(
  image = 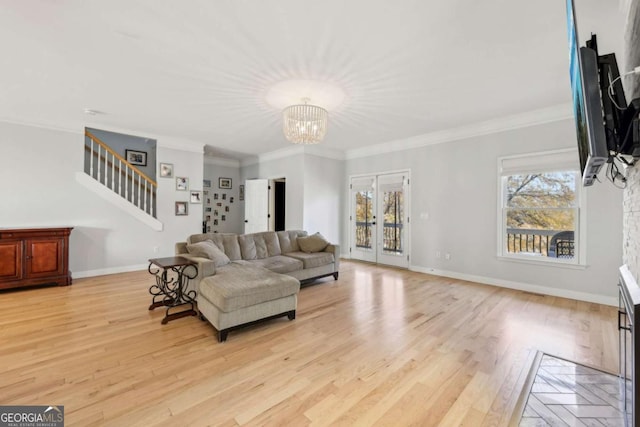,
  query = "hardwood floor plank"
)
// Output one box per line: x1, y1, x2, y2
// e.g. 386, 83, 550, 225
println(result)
0, 260, 618, 426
